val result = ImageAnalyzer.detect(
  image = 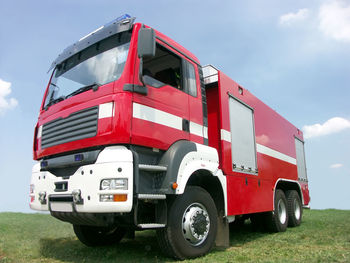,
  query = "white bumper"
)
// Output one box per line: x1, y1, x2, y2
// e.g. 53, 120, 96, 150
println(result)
30, 146, 133, 213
